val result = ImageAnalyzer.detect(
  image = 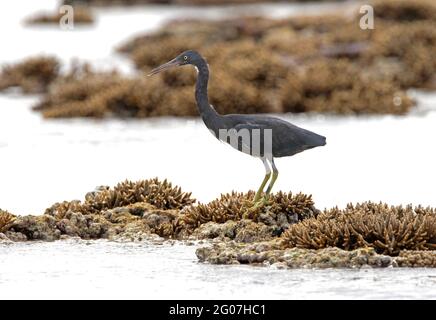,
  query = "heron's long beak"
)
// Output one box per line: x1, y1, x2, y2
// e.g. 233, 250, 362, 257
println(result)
147, 58, 181, 76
